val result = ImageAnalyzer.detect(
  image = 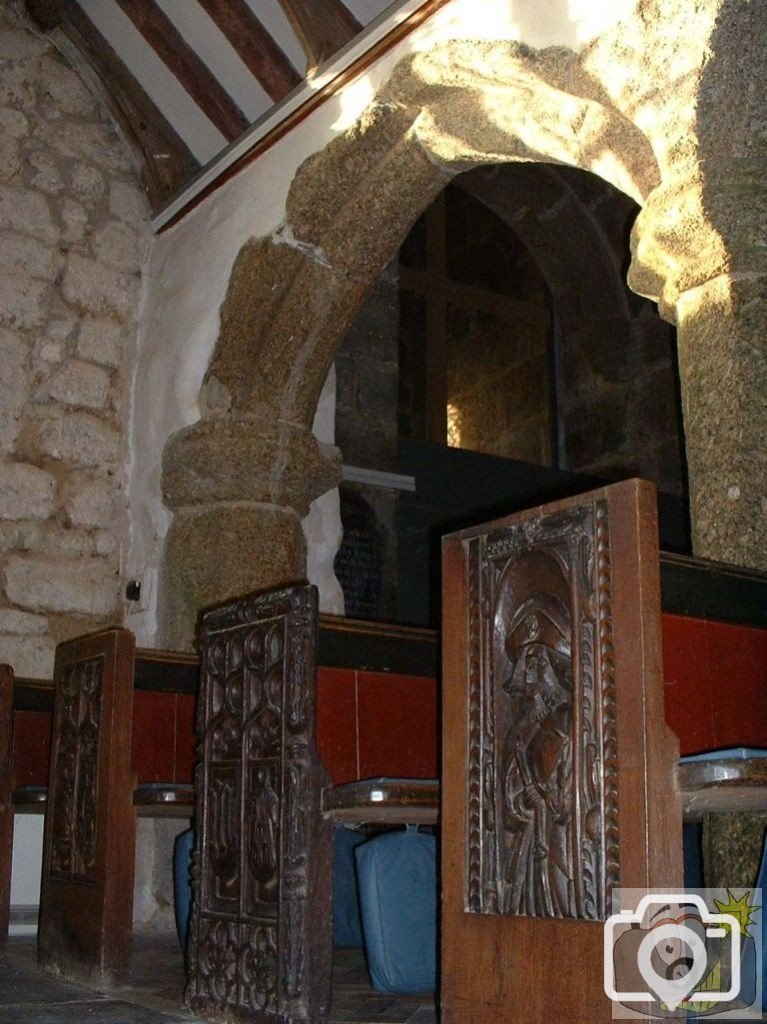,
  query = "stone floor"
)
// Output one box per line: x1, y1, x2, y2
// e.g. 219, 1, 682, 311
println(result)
0, 933, 437, 1024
